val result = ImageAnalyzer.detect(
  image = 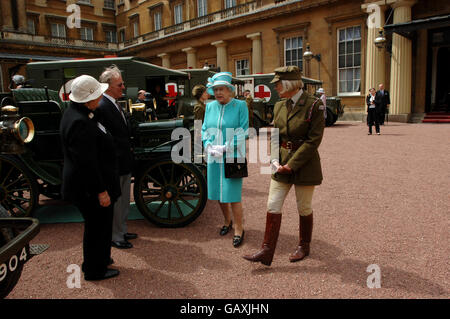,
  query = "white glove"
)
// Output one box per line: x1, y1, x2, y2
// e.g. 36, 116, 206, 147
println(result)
271, 160, 281, 173
211, 144, 227, 154
207, 145, 223, 158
